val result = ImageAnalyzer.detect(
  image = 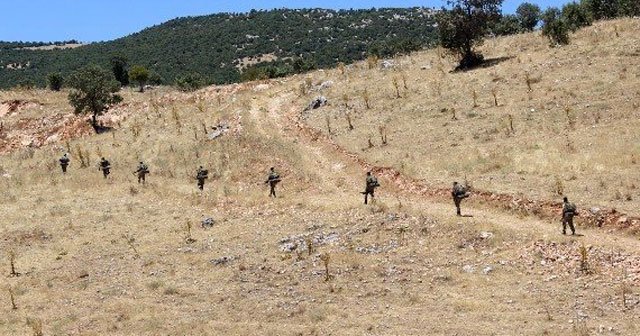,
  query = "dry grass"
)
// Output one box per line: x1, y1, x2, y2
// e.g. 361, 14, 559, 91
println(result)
1, 19, 640, 335
302, 18, 640, 213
